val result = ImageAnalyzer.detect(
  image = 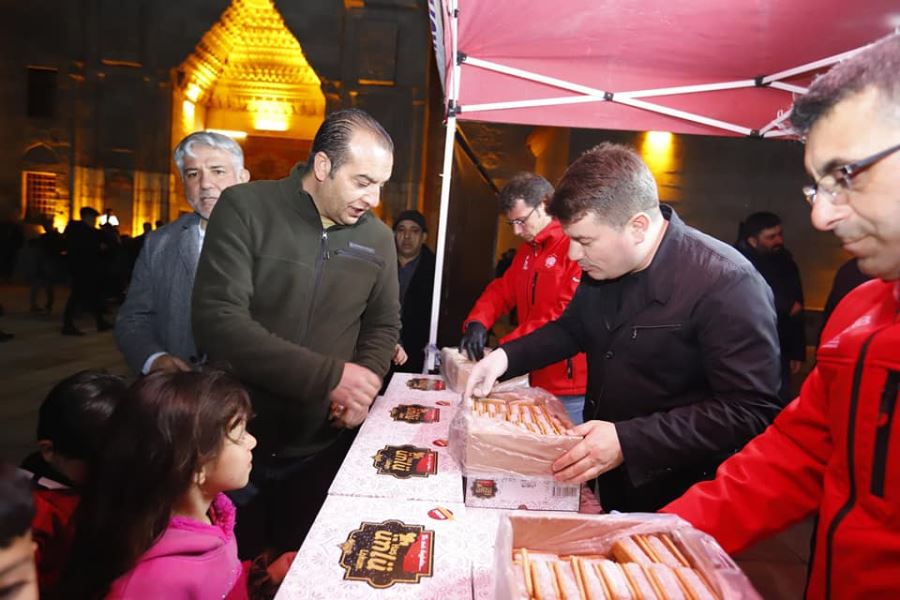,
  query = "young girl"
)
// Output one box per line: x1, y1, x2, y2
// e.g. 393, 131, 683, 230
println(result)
63, 370, 285, 599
